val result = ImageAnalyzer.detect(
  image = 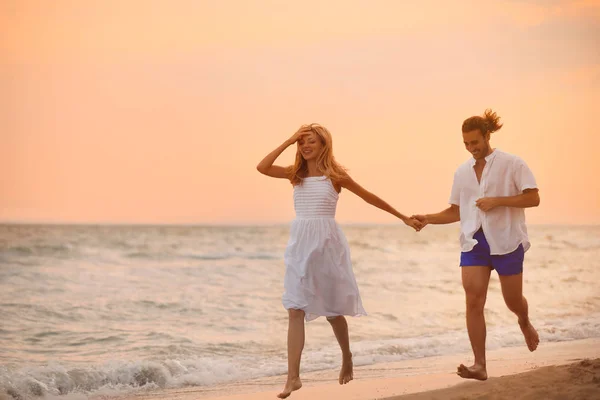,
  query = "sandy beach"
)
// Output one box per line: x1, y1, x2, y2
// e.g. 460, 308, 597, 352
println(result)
388, 358, 600, 400
110, 337, 600, 400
